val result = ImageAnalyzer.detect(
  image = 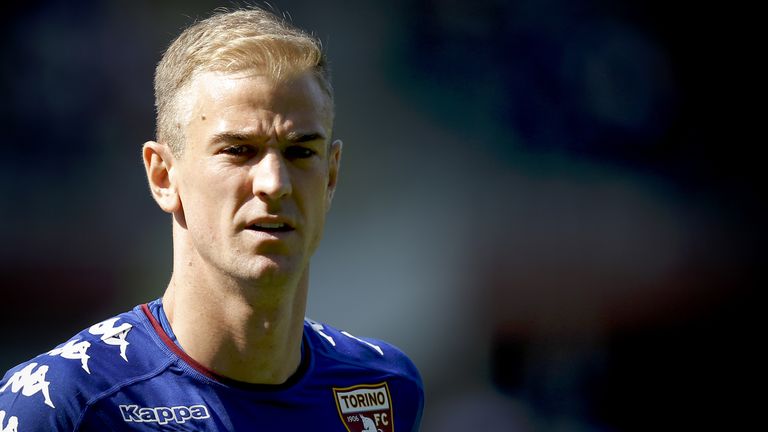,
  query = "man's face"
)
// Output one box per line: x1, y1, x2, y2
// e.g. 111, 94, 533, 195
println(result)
171, 70, 340, 285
